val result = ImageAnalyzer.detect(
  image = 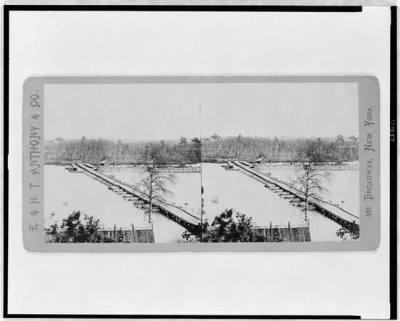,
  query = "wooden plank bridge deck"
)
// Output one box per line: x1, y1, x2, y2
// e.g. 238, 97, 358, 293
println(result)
76, 163, 201, 233
232, 161, 360, 230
